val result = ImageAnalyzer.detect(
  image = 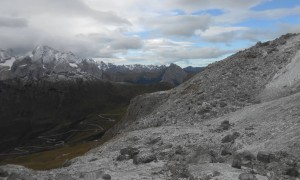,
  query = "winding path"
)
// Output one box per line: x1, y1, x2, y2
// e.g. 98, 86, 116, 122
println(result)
0, 114, 120, 157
